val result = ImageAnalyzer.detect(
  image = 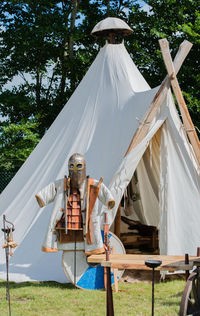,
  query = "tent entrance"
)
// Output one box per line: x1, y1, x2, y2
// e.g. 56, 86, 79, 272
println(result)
114, 127, 162, 254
